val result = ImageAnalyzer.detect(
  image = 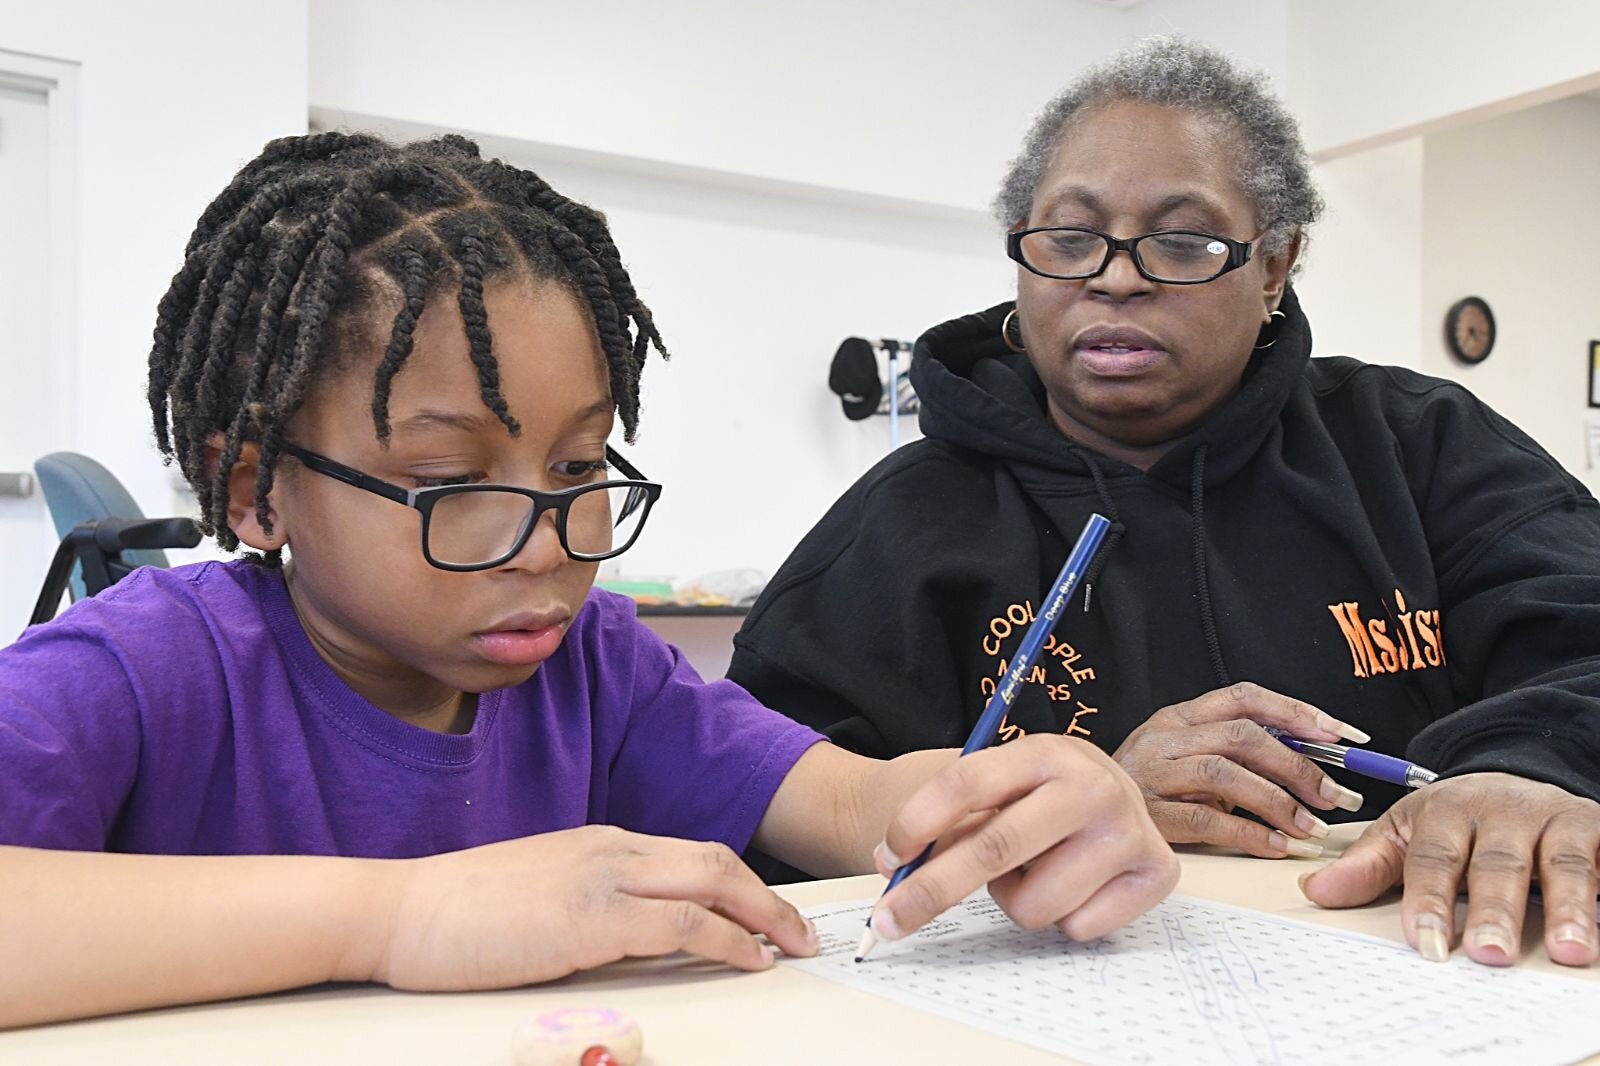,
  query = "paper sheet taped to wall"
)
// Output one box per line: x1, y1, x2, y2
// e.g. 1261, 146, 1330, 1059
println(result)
784, 891, 1600, 1065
